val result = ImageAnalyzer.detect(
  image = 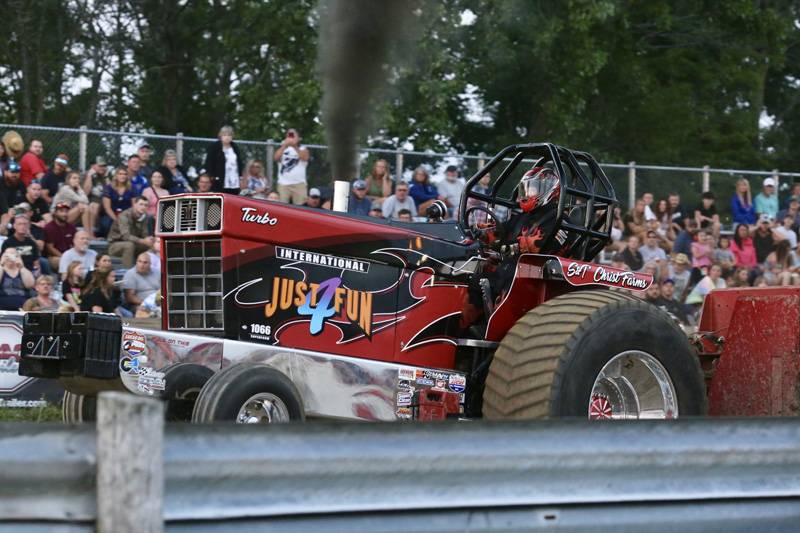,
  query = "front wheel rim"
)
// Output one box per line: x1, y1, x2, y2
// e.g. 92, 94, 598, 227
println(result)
589, 350, 678, 420
236, 393, 291, 424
